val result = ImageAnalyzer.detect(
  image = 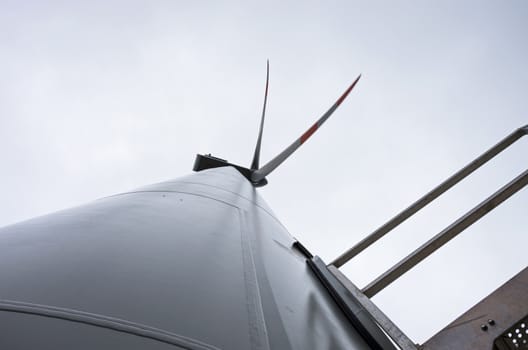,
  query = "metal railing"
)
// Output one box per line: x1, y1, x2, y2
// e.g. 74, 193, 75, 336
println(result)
330, 125, 528, 297
324, 125, 527, 350
332, 125, 527, 269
